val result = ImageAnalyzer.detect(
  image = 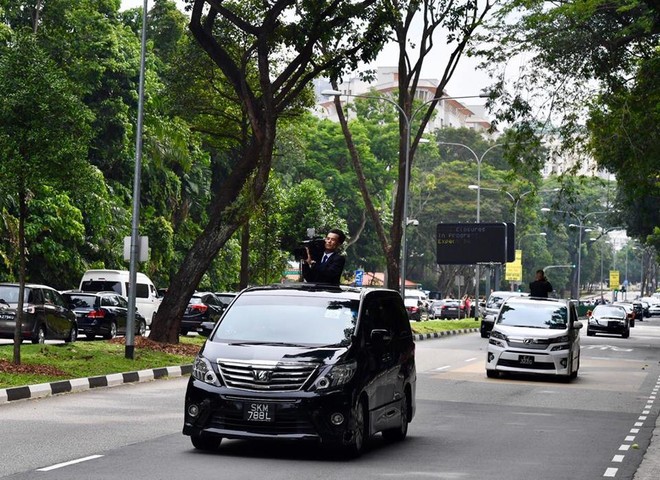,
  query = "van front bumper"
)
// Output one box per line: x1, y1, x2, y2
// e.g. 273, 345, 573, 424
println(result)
183, 377, 357, 445
486, 341, 572, 376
